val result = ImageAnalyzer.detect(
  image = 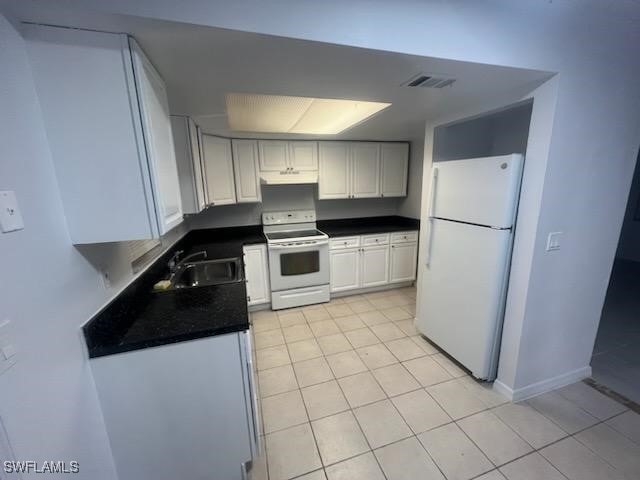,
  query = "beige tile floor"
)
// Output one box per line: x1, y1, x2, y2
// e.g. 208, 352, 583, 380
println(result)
250, 287, 640, 480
